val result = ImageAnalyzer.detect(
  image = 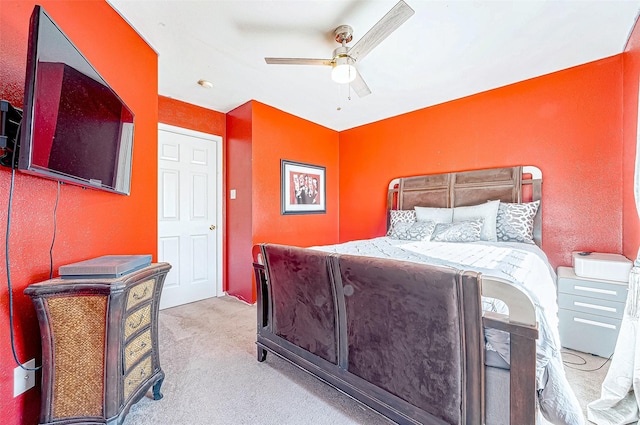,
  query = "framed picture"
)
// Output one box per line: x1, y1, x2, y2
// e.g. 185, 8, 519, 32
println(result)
281, 159, 326, 215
